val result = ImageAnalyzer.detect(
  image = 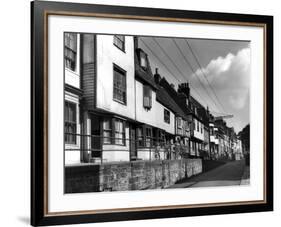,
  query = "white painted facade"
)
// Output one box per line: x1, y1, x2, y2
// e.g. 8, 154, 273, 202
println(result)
64, 34, 82, 165
135, 80, 175, 134
137, 148, 166, 161
96, 35, 136, 120
65, 35, 81, 89
64, 34, 192, 164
